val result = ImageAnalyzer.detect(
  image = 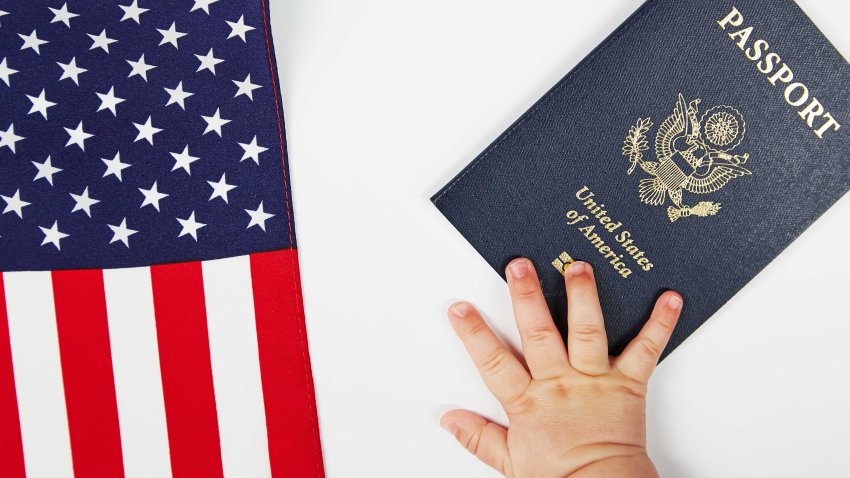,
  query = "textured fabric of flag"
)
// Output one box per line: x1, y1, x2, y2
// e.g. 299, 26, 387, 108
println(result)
0, 1, 324, 477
